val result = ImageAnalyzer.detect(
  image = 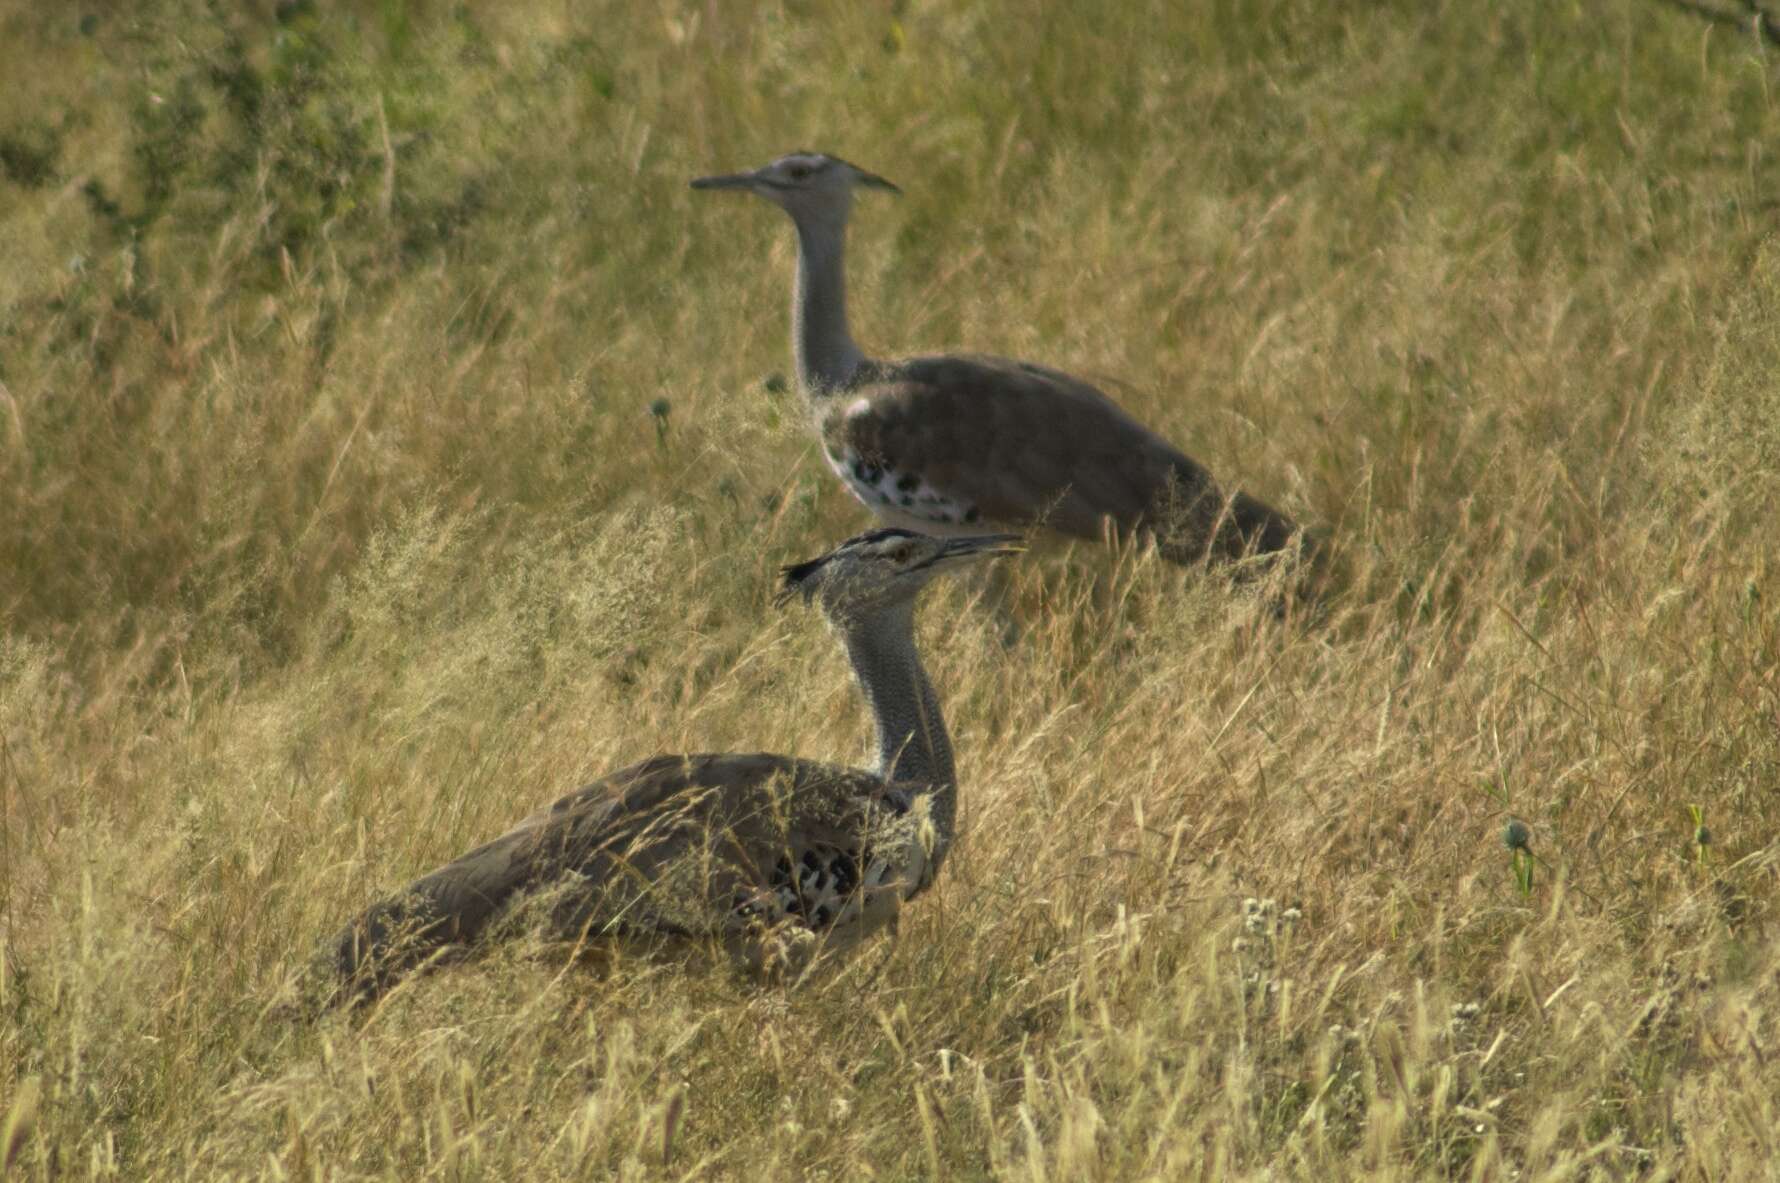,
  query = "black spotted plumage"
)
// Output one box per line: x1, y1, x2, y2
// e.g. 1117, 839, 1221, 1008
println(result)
760, 843, 871, 931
